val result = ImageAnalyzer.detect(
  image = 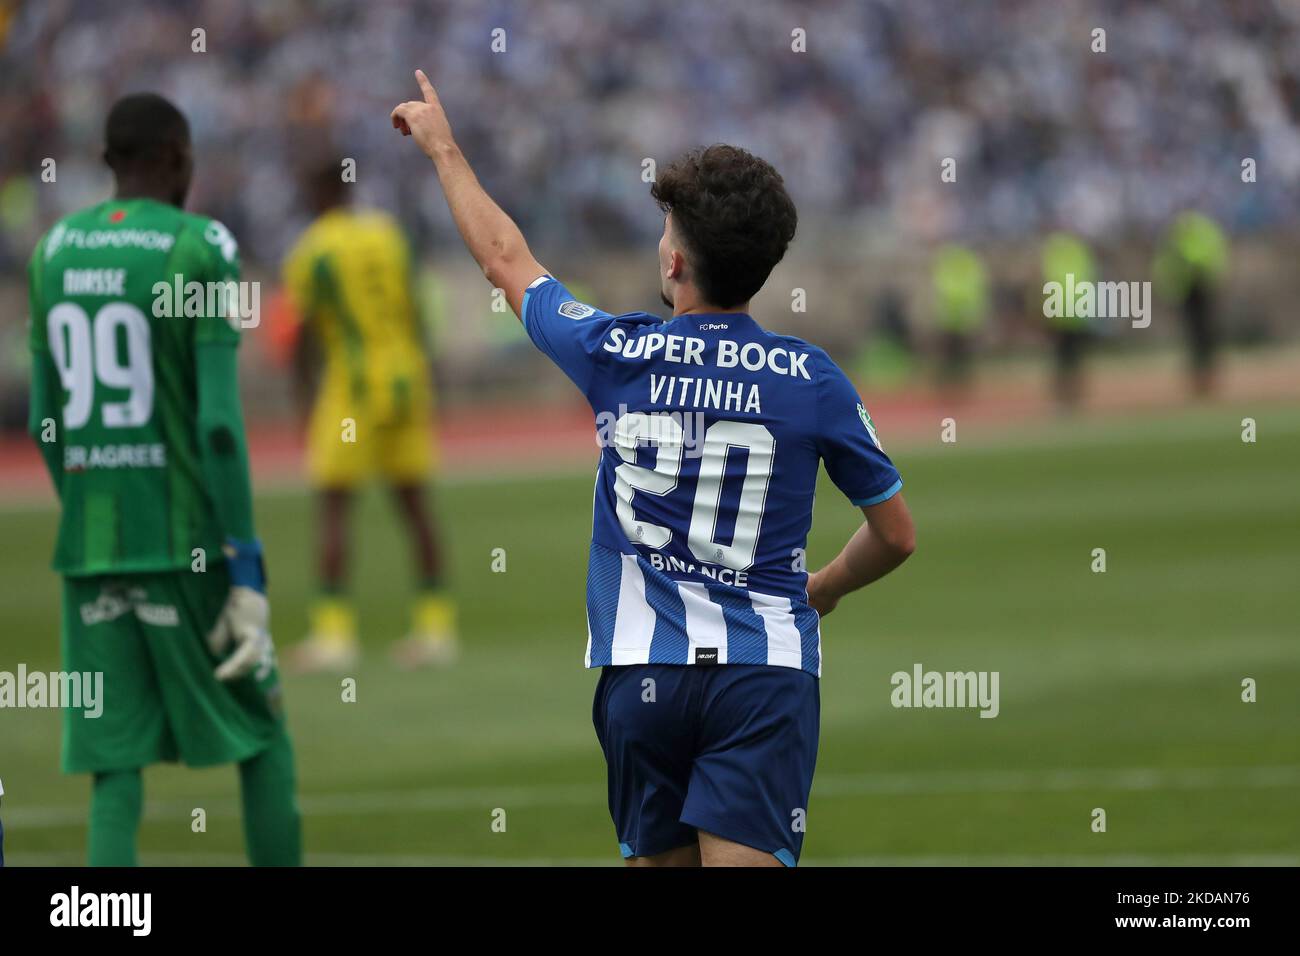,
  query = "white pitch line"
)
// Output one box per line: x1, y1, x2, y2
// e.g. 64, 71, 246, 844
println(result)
6, 765, 1299, 830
